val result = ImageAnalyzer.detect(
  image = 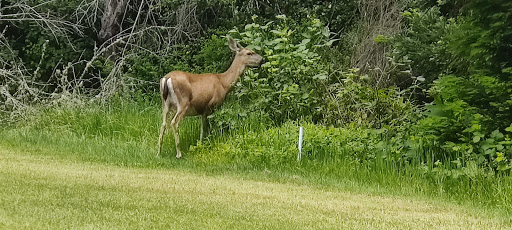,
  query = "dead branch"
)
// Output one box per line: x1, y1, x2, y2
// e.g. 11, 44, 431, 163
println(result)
0, 1, 85, 39
350, 0, 403, 87
0, 0, 203, 122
